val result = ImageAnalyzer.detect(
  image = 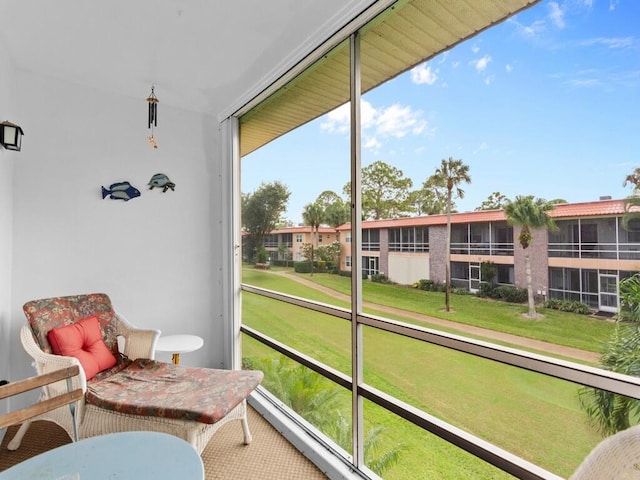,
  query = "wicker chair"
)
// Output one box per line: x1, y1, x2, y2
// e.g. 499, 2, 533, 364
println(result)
569, 424, 640, 480
6, 293, 263, 455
